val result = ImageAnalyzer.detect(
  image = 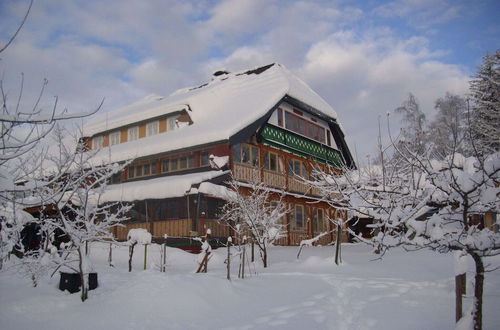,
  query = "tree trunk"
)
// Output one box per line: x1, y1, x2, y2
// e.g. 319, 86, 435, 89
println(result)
128, 243, 136, 272
335, 223, 342, 265
251, 241, 254, 263
108, 243, 113, 267
162, 243, 167, 272
227, 240, 231, 280
470, 252, 484, 330
78, 247, 88, 302
455, 273, 466, 322
262, 245, 268, 268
